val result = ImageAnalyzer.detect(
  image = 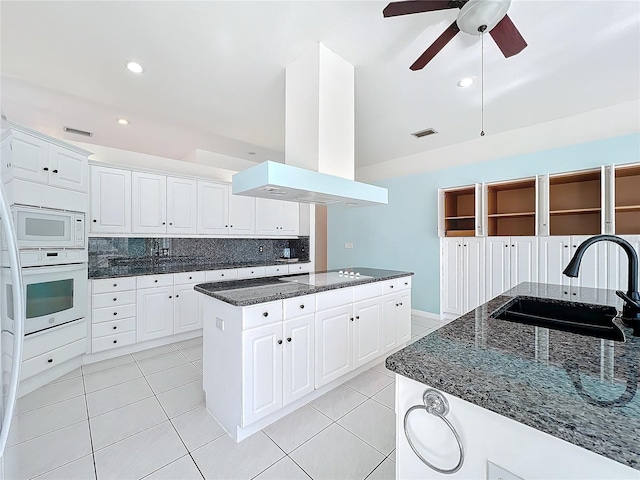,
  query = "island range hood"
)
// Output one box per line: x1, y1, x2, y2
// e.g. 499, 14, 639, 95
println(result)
232, 44, 388, 207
